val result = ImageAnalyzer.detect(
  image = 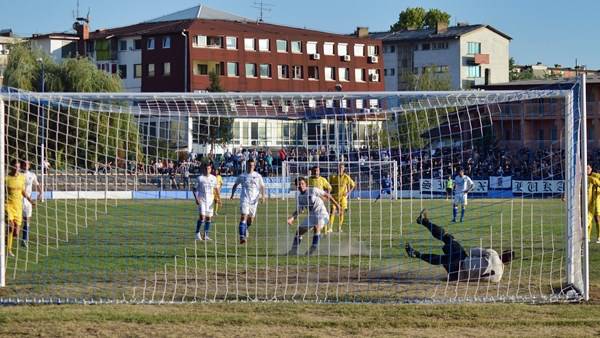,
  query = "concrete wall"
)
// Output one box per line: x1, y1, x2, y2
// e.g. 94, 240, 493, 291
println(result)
459, 28, 510, 88
413, 39, 461, 89
116, 36, 142, 92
